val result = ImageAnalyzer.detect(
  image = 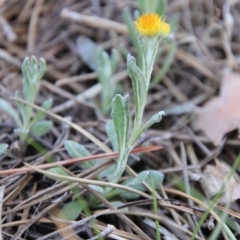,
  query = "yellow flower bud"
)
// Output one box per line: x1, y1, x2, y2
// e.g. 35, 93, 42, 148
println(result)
135, 13, 170, 37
